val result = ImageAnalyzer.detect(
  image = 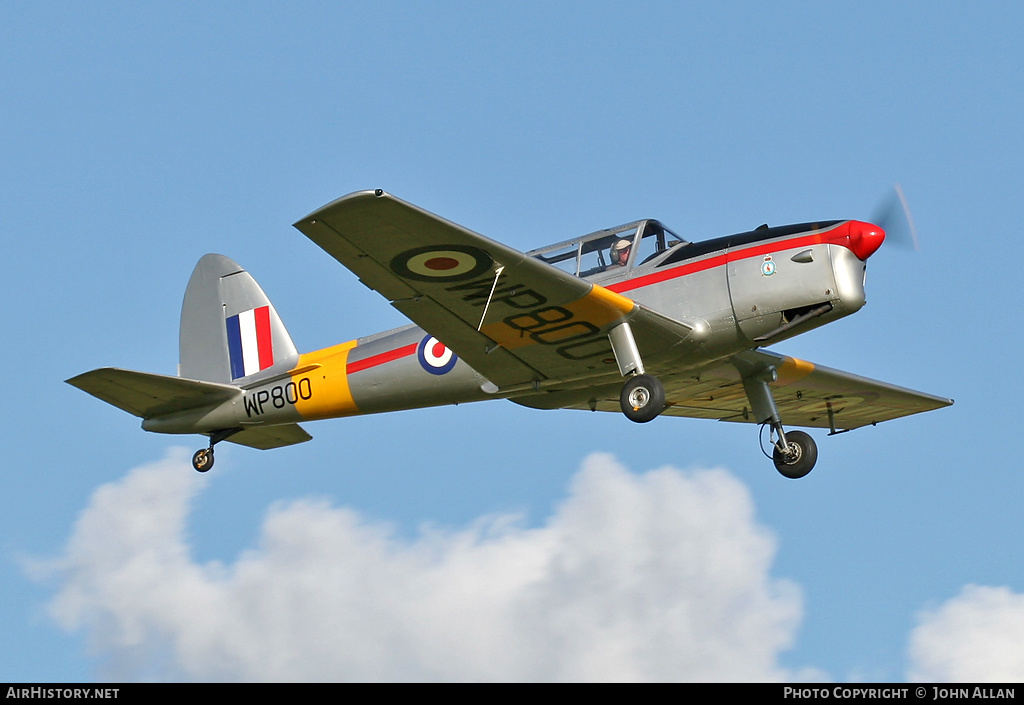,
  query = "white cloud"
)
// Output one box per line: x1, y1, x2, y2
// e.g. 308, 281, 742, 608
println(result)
907, 584, 1024, 682
40, 449, 808, 681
